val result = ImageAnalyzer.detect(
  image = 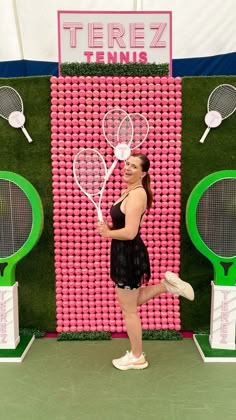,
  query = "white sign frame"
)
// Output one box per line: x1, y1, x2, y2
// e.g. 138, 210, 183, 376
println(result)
58, 11, 172, 74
